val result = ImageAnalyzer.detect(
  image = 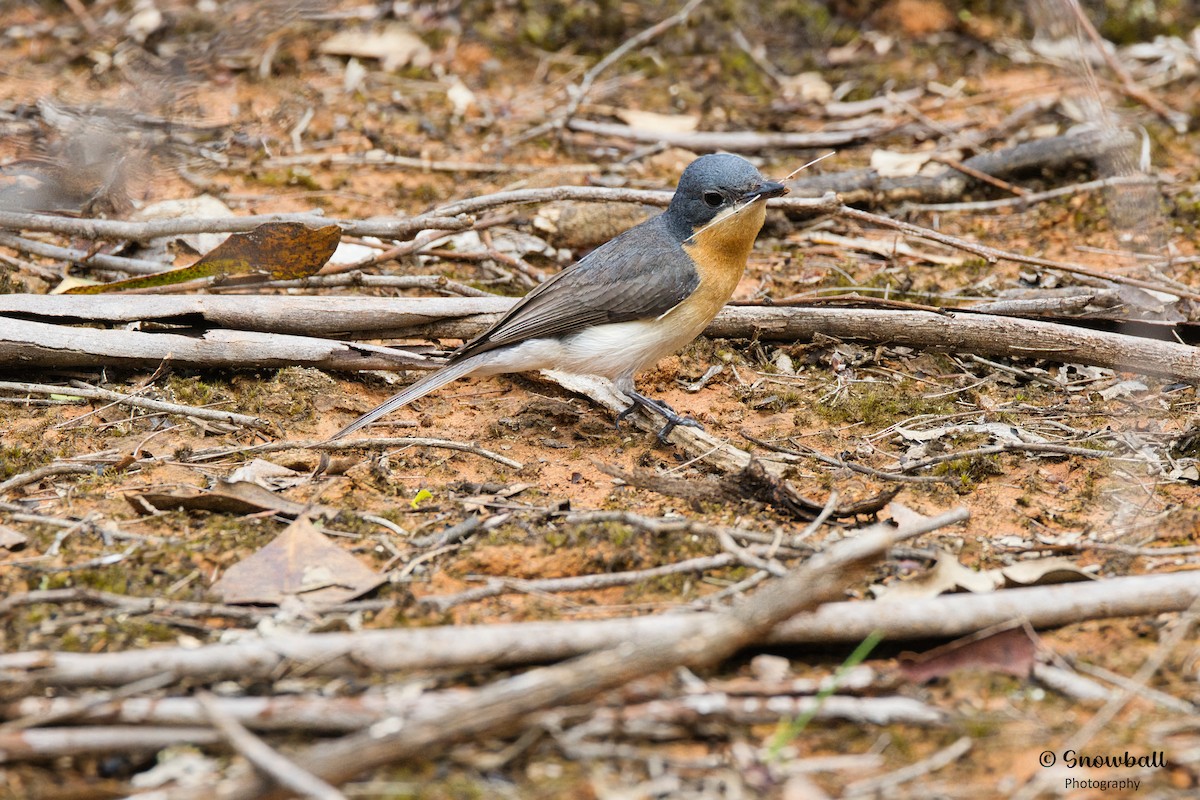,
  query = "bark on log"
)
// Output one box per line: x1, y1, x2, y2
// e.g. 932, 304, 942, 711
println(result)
2, 296, 1198, 382
0, 316, 430, 372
